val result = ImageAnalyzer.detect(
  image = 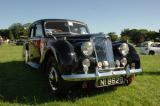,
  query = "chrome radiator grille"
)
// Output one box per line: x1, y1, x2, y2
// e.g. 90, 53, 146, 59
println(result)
93, 36, 115, 68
